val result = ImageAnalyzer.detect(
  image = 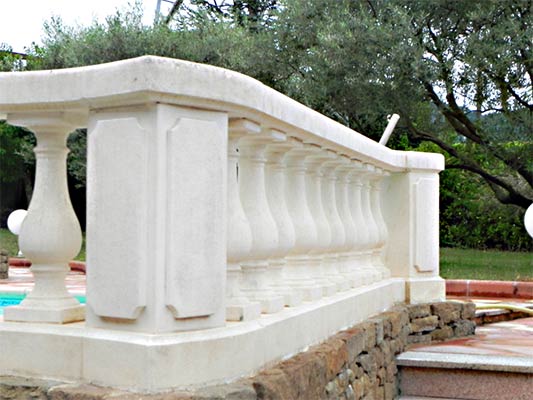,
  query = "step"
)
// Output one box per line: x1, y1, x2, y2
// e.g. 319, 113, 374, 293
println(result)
397, 351, 533, 400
